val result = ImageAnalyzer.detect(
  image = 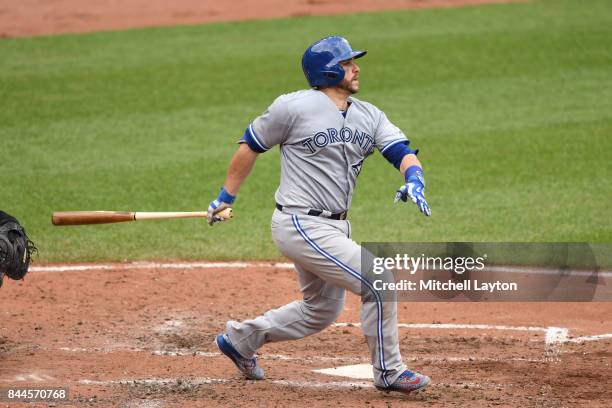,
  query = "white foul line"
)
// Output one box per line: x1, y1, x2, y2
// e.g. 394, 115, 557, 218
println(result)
30, 261, 295, 273
564, 333, 612, 343
29, 261, 612, 277
1, 373, 56, 383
